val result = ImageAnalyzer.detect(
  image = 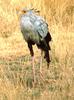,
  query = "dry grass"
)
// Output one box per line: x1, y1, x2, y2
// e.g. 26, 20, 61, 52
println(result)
0, 0, 74, 100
